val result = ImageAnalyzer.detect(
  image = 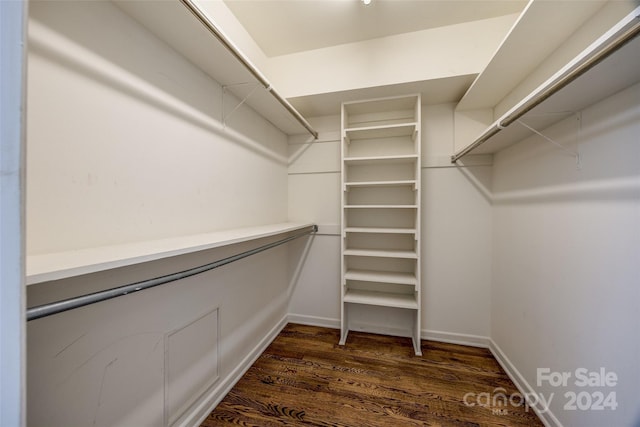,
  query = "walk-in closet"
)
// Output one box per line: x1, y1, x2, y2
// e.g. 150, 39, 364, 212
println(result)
1, 1, 638, 426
